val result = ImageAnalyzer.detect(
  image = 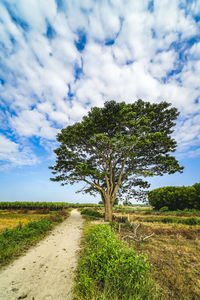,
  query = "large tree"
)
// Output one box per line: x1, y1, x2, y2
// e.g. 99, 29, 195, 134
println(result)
50, 100, 183, 221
